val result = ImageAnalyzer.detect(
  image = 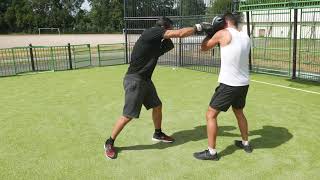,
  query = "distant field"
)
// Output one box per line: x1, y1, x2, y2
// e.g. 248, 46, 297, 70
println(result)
0, 34, 124, 49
